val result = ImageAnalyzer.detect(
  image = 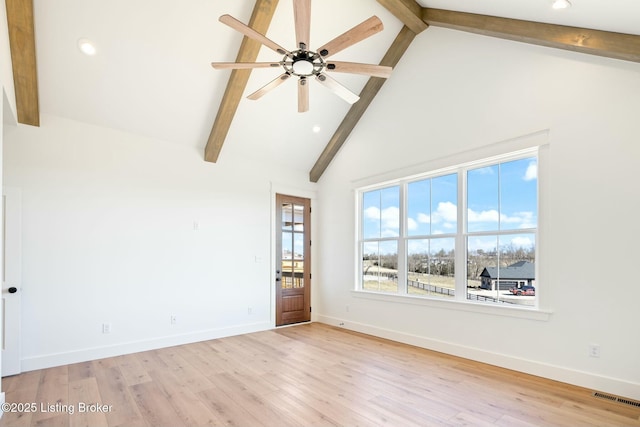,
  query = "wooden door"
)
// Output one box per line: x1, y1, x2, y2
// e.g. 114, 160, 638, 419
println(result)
276, 194, 311, 326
